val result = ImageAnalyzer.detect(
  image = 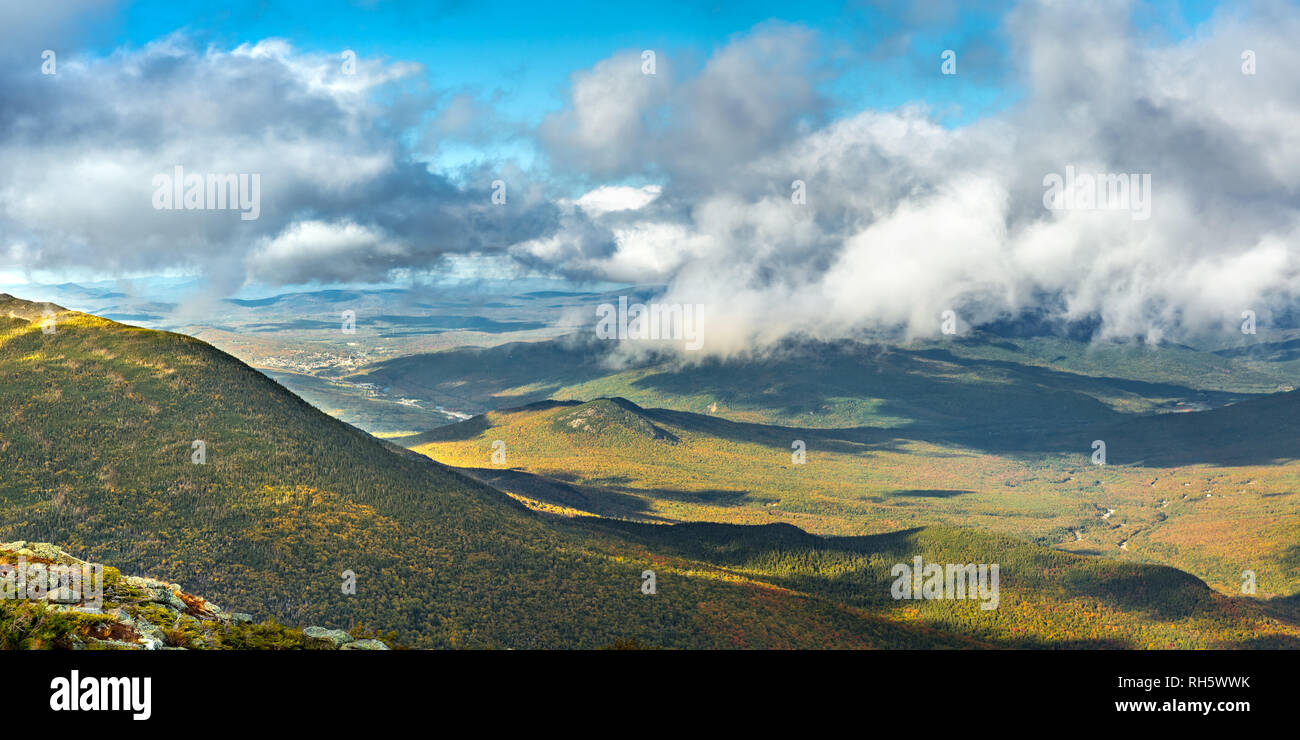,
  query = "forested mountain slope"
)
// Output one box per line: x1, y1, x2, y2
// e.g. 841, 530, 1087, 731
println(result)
0, 296, 962, 648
